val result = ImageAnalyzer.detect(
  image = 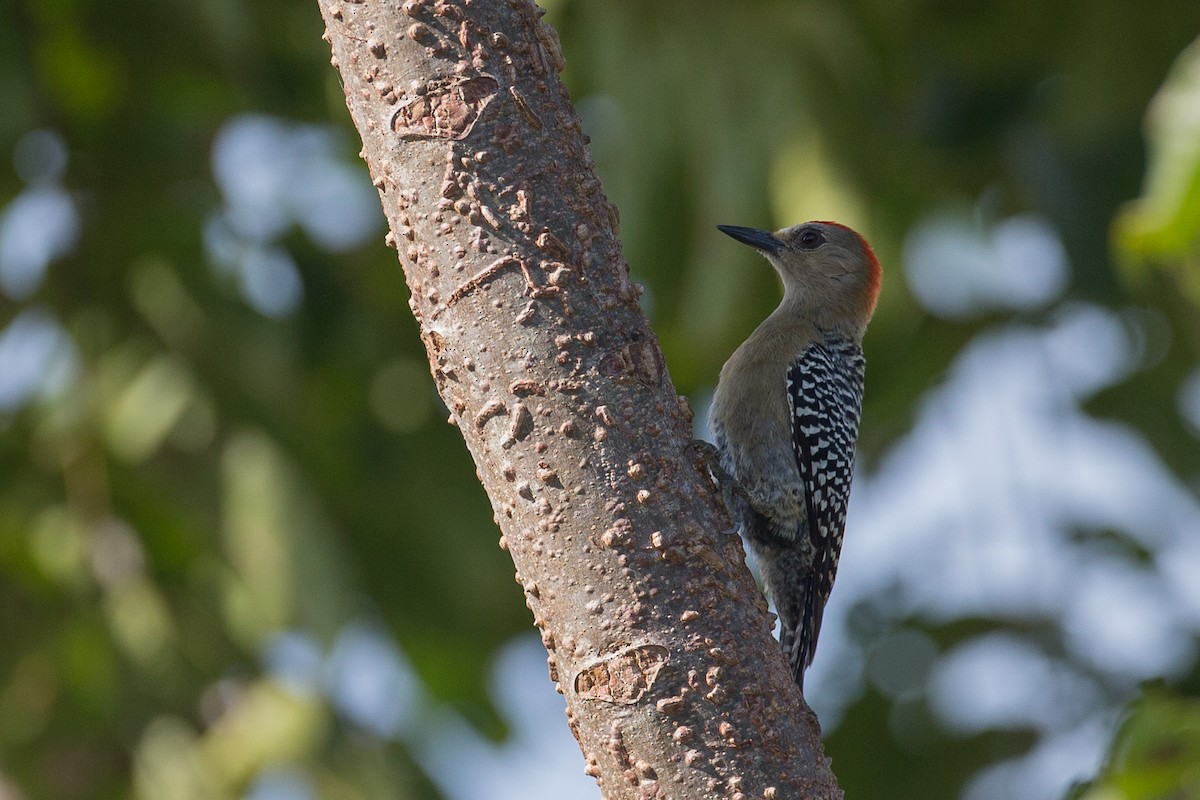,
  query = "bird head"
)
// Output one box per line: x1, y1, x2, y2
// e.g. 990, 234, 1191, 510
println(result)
718, 221, 882, 337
